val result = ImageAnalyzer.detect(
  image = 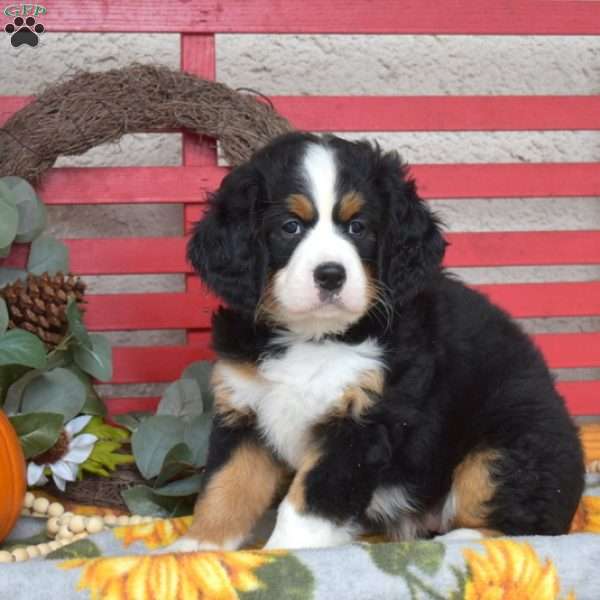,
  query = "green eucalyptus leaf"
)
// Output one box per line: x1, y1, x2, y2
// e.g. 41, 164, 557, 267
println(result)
68, 365, 106, 416
112, 411, 151, 433
0, 298, 8, 335
0, 181, 18, 249
9, 412, 63, 459
3, 368, 41, 415
152, 473, 204, 497
27, 236, 69, 275
0, 329, 47, 369
154, 442, 194, 488
1, 177, 47, 243
73, 334, 112, 381
46, 539, 101, 560
0, 364, 31, 408
66, 298, 91, 350
0, 268, 27, 286
121, 485, 194, 518
182, 361, 214, 412
131, 415, 185, 480
183, 413, 213, 467
22, 367, 86, 423
156, 378, 203, 422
